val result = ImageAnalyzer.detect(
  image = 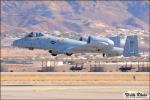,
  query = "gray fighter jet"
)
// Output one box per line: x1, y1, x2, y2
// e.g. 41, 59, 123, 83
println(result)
12, 32, 139, 57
